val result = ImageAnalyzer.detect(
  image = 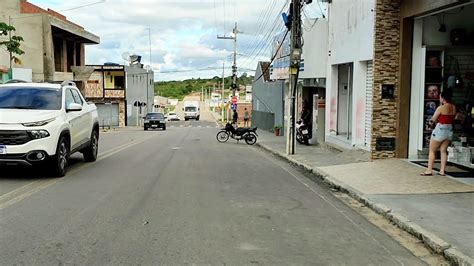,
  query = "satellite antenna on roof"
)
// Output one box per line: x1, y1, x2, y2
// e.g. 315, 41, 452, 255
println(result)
130, 54, 142, 65
121, 52, 130, 65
